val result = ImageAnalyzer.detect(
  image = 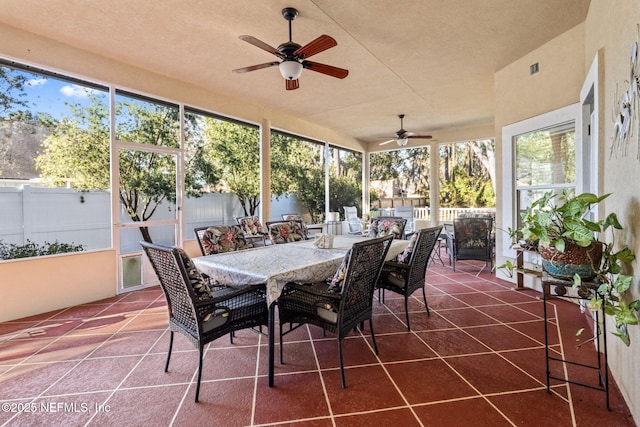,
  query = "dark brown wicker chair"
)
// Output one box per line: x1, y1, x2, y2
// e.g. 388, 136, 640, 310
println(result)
140, 241, 268, 402
277, 235, 393, 388
445, 216, 494, 272
193, 225, 249, 256
377, 226, 442, 331
266, 220, 307, 243
235, 215, 269, 246
366, 216, 407, 240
